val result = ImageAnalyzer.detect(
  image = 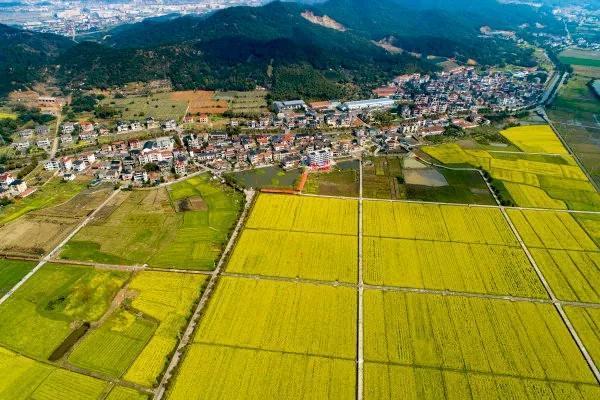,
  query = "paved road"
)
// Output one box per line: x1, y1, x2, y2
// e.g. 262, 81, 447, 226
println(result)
49, 110, 61, 160
0, 188, 122, 306
153, 189, 255, 400
357, 158, 364, 400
